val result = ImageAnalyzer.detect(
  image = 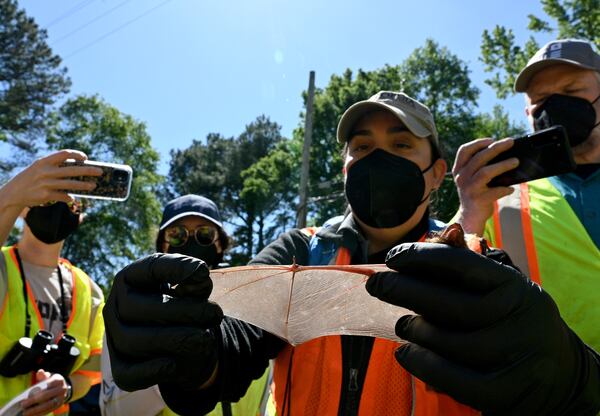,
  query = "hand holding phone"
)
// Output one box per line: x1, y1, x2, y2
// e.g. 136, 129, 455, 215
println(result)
61, 160, 133, 201
487, 126, 576, 187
